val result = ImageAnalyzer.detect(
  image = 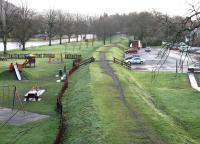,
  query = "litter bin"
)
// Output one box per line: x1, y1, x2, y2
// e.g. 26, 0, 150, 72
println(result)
59, 69, 62, 77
